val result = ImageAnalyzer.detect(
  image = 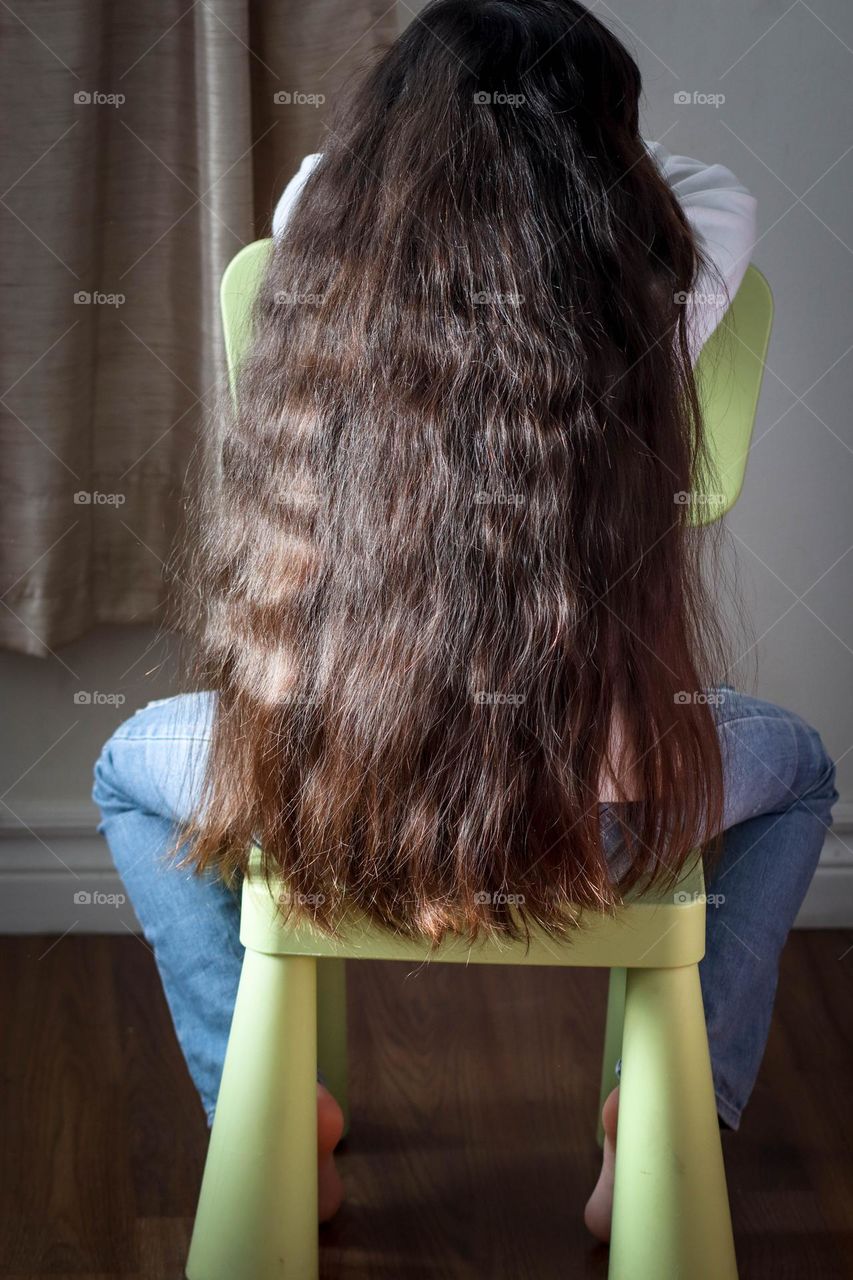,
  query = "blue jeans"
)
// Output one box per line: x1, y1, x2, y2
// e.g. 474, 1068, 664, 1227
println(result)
92, 686, 837, 1130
